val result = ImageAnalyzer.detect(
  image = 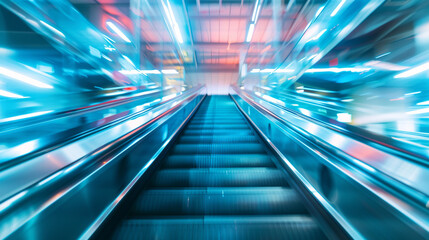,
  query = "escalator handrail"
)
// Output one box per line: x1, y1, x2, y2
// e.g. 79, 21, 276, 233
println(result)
0, 85, 204, 200
231, 85, 429, 210
254, 86, 429, 166
0, 86, 200, 170
0, 85, 206, 239
0, 86, 174, 129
